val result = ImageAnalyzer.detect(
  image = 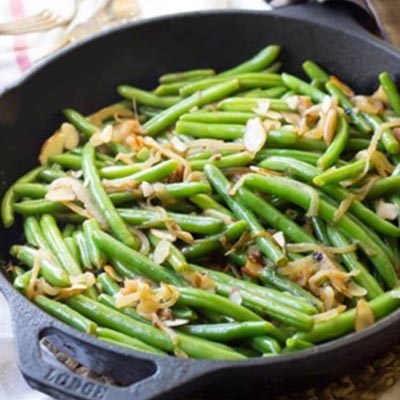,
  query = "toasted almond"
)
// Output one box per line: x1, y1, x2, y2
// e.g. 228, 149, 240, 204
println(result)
323, 108, 338, 145
244, 117, 267, 154
285, 95, 299, 111
376, 201, 399, 220
253, 100, 270, 115
39, 131, 65, 165
229, 288, 243, 305
329, 76, 354, 97
61, 123, 80, 150
355, 299, 375, 332
272, 231, 285, 249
